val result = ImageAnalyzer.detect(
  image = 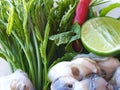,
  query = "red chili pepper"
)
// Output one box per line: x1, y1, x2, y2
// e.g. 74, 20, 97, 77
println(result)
73, 0, 91, 25
72, 0, 91, 52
